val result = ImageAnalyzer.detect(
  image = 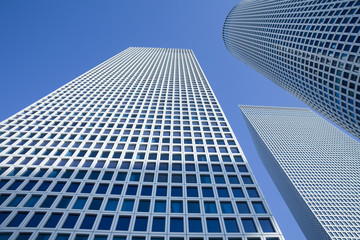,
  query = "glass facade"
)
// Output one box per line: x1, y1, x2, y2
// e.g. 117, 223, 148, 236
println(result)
0, 47, 283, 240
240, 105, 360, 240
223, 0, 360, 139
